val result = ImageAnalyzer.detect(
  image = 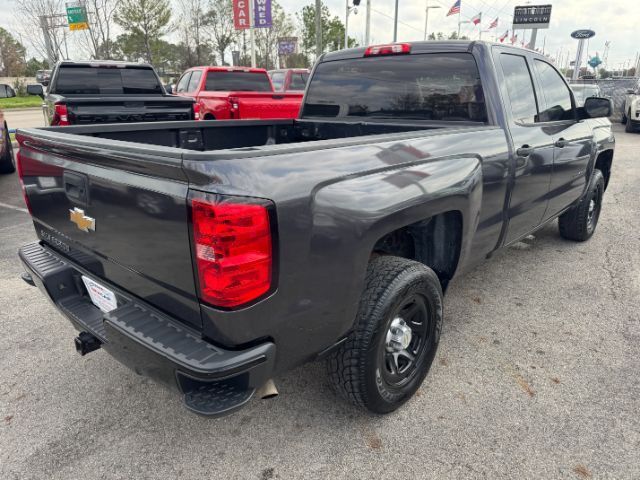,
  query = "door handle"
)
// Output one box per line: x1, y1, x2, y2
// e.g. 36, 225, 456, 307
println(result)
555, 138, 568, 148
516, 145, 534, 157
